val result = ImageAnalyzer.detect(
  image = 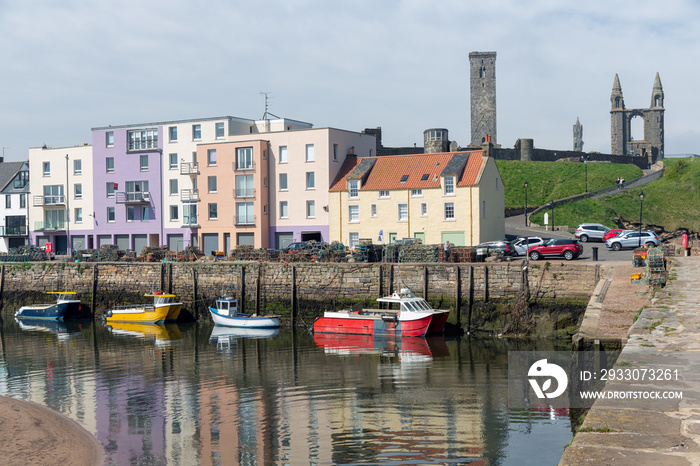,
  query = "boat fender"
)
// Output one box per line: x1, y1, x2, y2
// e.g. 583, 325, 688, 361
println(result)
106, 311, 112, 318
381, 314, 398, 323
